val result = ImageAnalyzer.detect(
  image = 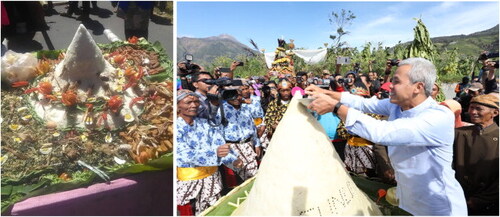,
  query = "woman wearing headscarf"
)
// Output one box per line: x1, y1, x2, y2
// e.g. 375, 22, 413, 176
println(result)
176, 89, 242, 215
